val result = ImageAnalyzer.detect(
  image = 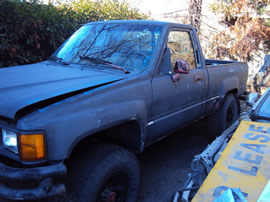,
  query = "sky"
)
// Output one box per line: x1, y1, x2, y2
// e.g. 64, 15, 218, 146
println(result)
127, 0, 190, 20
125, 0, 216, 23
